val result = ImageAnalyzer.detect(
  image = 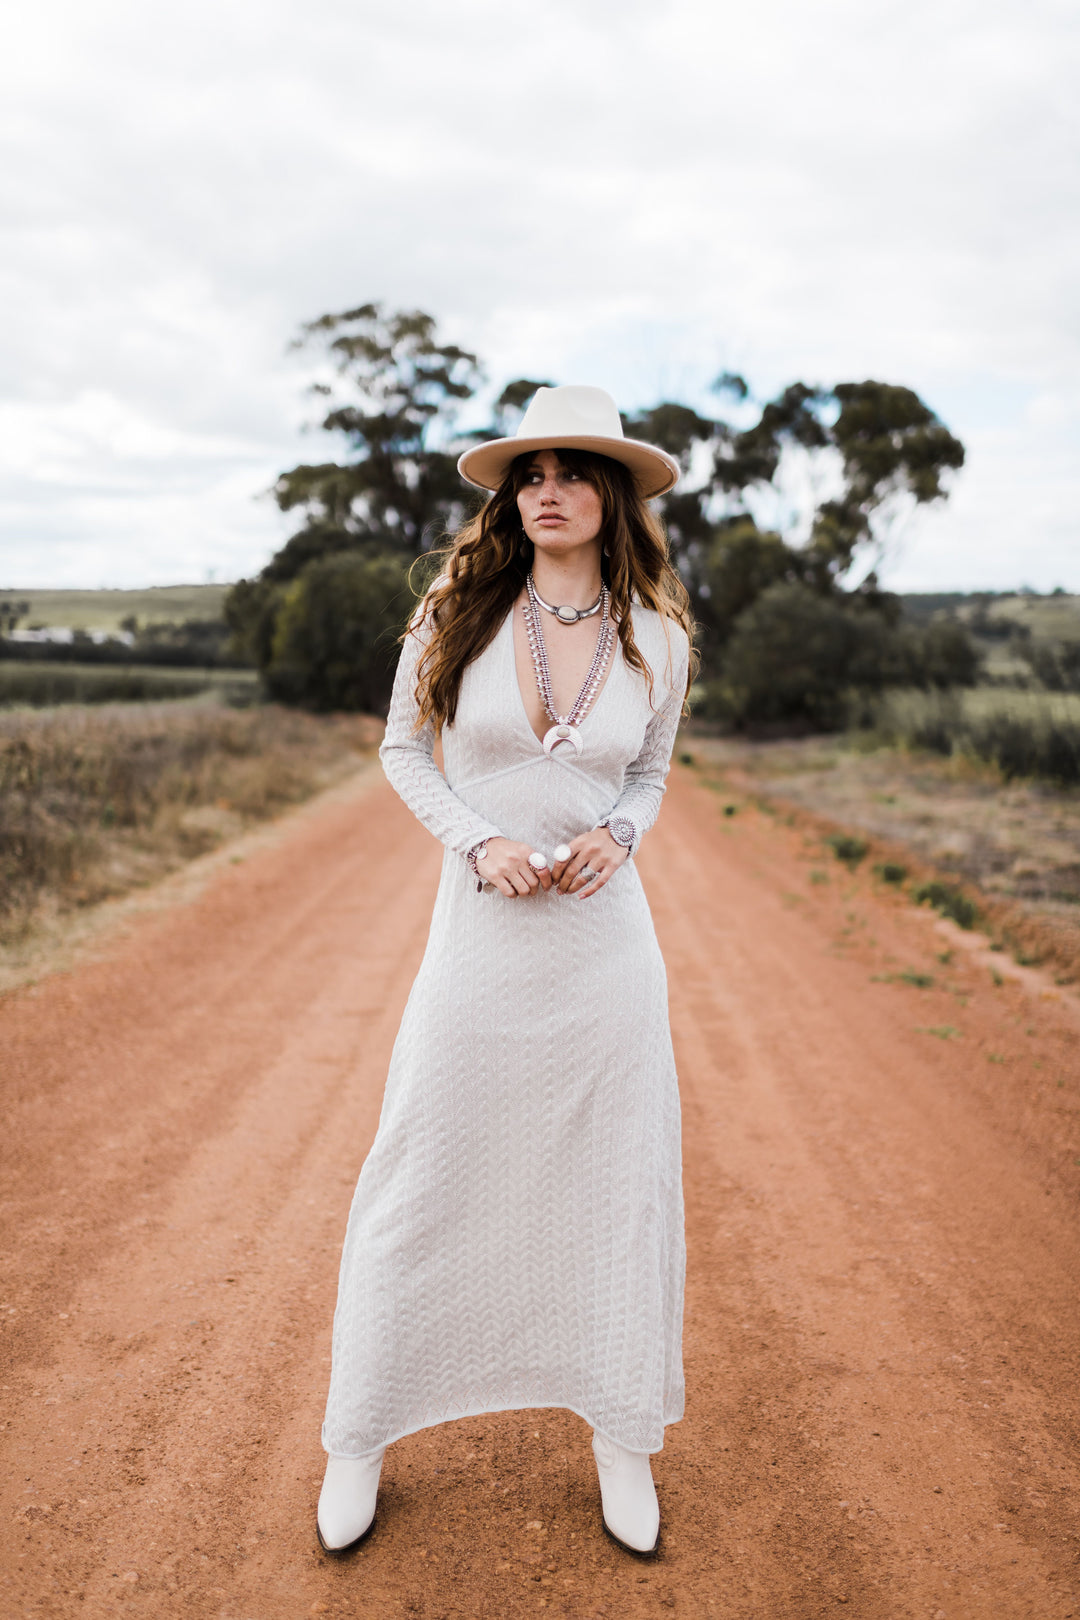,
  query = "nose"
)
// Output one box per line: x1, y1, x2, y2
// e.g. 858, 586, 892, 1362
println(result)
538, 474, 561, 503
